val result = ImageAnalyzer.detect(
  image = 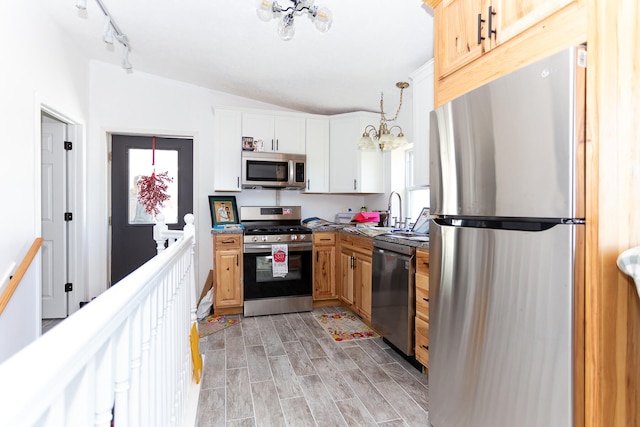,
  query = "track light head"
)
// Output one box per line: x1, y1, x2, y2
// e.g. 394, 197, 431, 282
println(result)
103, 17, 114, 44
121, 45, 132, 70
